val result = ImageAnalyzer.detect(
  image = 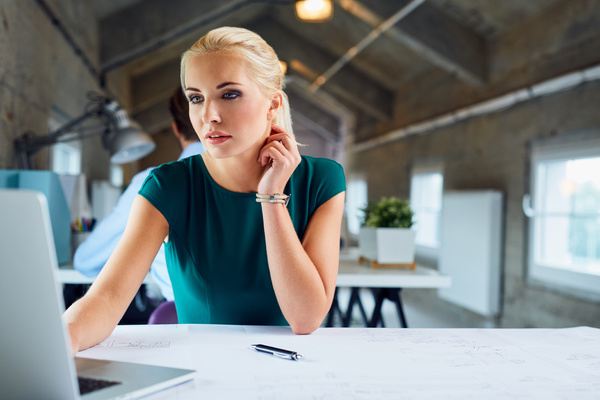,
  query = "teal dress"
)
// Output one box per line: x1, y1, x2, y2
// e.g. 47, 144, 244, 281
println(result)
139, 155, 346, 325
